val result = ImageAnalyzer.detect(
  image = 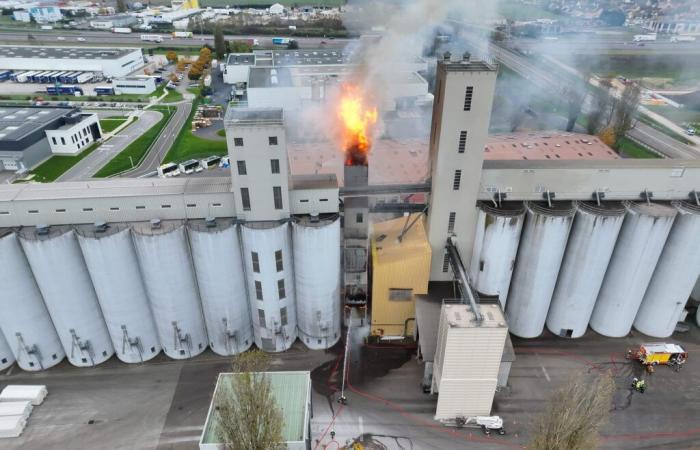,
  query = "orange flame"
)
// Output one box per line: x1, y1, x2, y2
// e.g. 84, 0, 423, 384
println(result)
337, 84, 378, 166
